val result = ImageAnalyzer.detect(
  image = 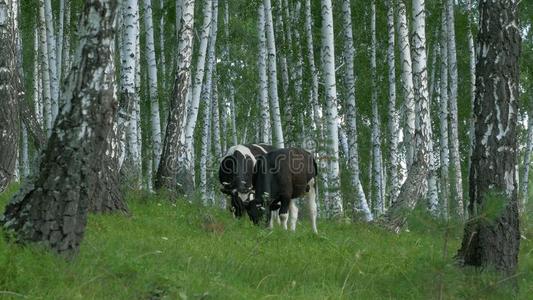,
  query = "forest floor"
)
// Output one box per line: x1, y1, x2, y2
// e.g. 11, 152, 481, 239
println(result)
0, 184, 532, 300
